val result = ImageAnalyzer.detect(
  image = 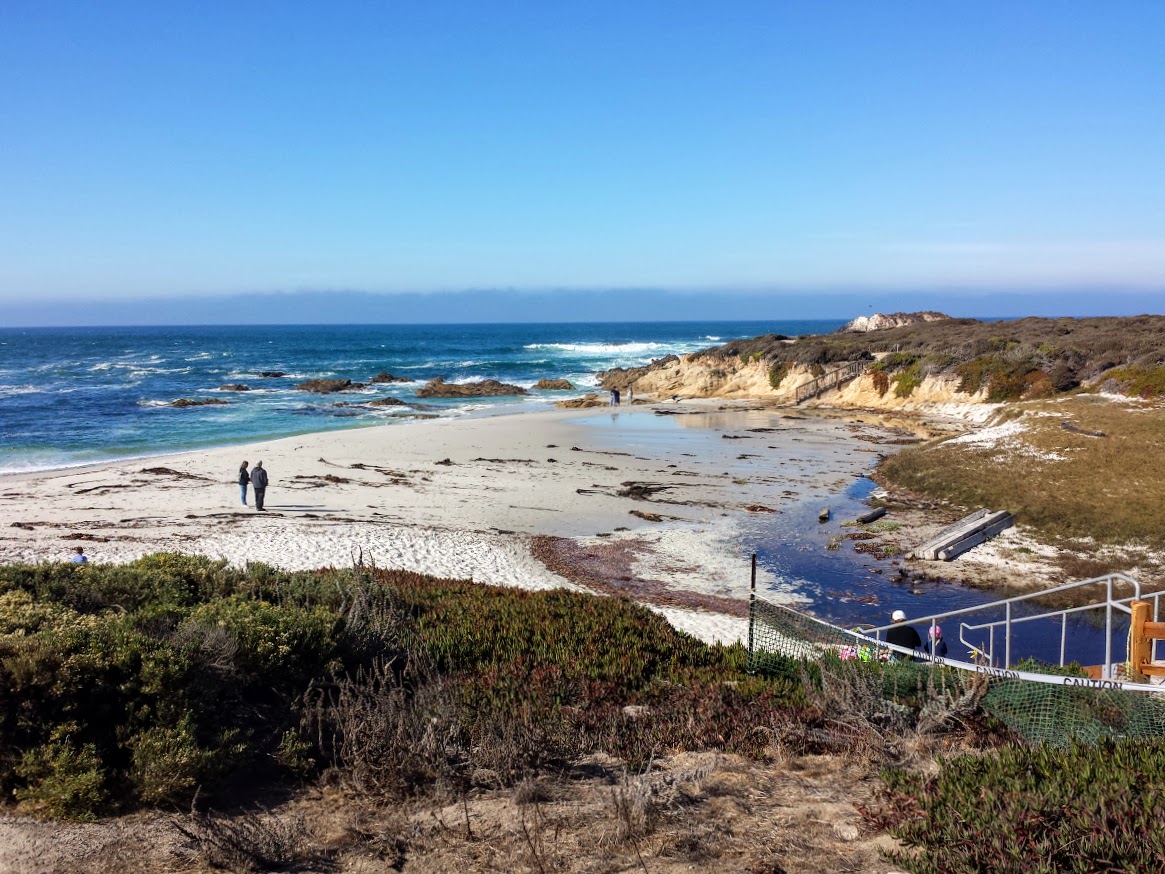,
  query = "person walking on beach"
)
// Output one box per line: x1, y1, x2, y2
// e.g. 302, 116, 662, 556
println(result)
609, 388, 618, 407
885, 609, 922, 659
250, 460, 269, 511
627, 385, 633, 404
70, 546, 88, 564
238, 461, 250, 506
